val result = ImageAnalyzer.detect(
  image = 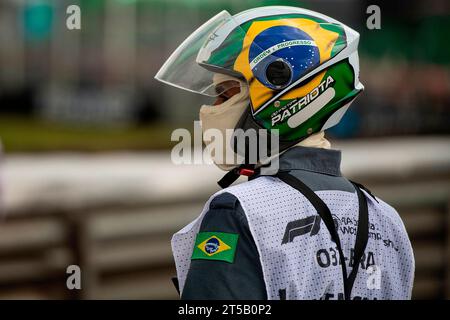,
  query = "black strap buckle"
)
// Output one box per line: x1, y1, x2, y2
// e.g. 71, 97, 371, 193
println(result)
217, 165, 257, 188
